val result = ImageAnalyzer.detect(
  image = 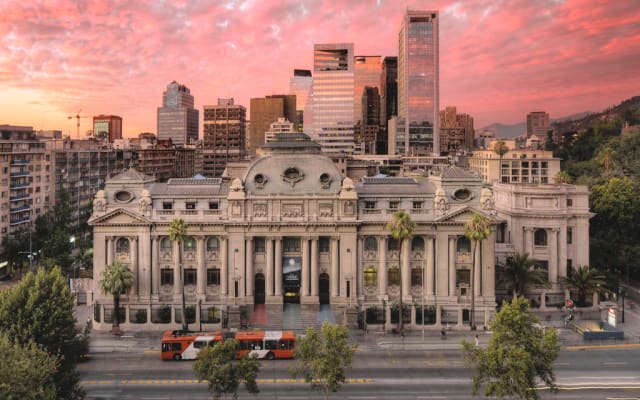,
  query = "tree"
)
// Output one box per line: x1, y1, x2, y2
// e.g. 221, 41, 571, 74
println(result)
290, 322, 357, 400
553, 171, 572, 184
385, 210, 416, 336
493, 140, 509, 183
563, 265, 606, 307
503, 253, 549, 300
464, 212, 492, 330
0, 333, 59, 400
98, 261, 133, 334
0, 267, 85, 400
169, 218, 189, 331
462, 297, 560, 400
193, 339, 260, 400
